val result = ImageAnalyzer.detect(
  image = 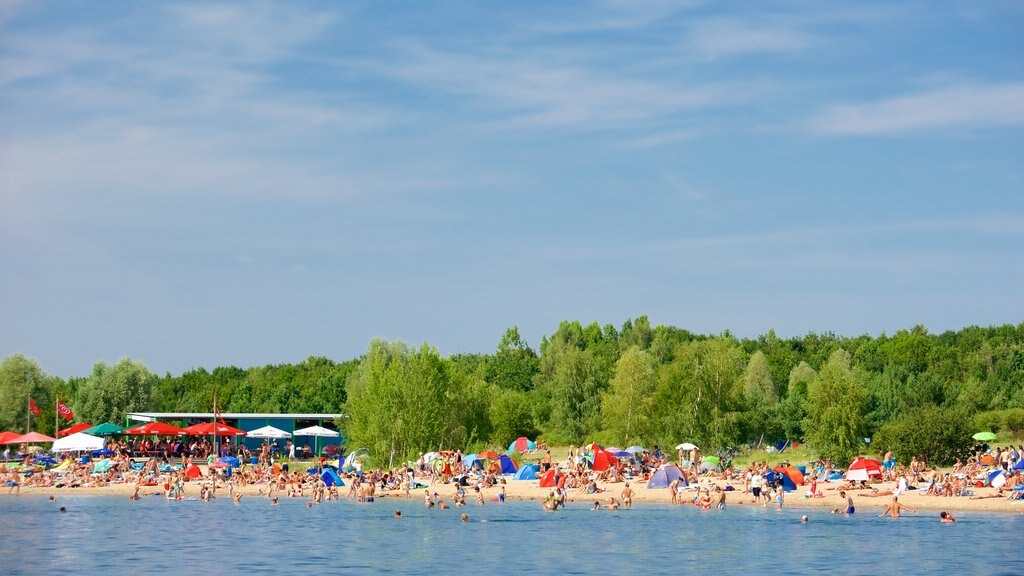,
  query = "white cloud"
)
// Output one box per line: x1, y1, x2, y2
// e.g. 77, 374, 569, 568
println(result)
686, 18, 811, 58
810, 83, 1024, 135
